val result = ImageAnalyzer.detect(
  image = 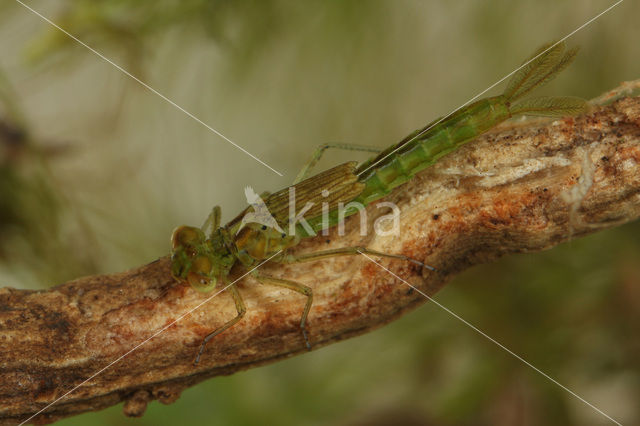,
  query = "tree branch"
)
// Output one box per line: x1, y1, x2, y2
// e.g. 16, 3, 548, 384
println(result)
2, 95, 640, 425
